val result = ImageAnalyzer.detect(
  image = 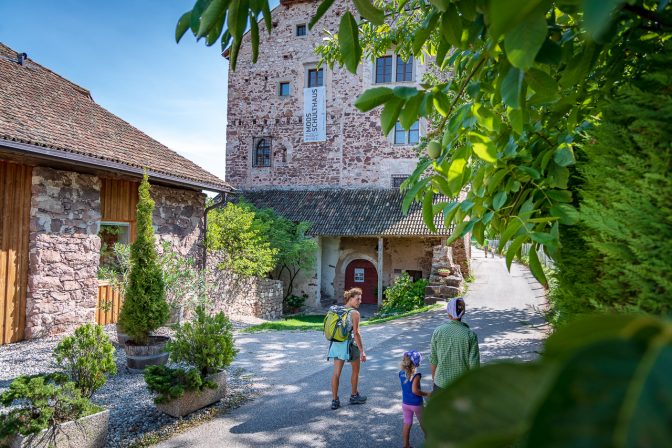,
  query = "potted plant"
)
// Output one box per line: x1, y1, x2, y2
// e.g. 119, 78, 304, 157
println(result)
144, 306, 237, 417
118, 173, 171, 372
437, 268, 451, 277
0, 324, 115, 448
